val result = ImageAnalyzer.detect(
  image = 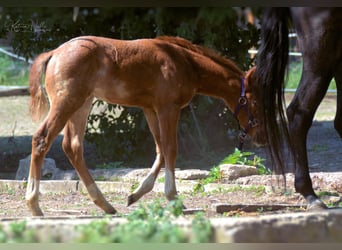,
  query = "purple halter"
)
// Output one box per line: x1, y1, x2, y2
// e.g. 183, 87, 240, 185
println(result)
233, 77, 258, 150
